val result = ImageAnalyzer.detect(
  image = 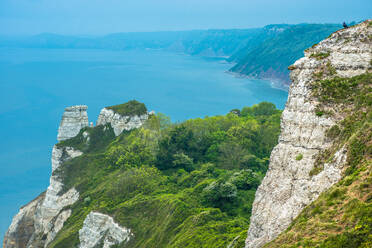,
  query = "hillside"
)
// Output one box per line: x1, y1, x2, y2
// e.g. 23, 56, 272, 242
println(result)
4, 102, 282, 248
0, 29, 261, 58
228, 23, 342, 87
